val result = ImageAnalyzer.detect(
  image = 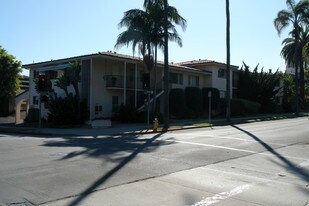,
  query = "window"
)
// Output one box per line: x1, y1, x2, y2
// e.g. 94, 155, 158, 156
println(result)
219, 91, 226, 98
95, 104, 102, 115
170, 73, 183, 85
218, 69, 226, 78
188, 75, 199, 86
46, 70, 58, 80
